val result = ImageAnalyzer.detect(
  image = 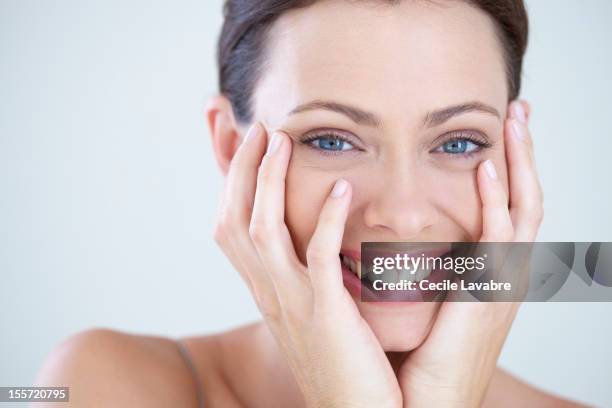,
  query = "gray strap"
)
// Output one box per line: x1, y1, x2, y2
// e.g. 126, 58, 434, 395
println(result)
175, 339, 205, 408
